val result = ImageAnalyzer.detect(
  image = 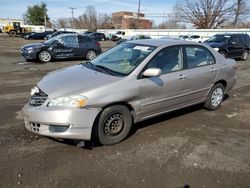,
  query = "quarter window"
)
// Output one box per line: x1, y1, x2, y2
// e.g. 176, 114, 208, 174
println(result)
146, 46, 183, 74
185, 46, 215, 69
